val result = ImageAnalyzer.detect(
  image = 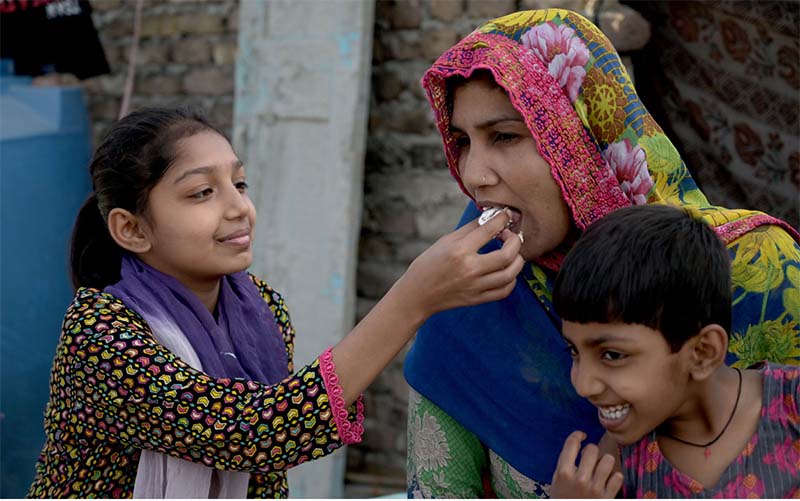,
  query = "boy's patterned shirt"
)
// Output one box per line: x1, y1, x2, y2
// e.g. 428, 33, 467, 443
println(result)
620, 363, 800, 498
27, 276, 363, 498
